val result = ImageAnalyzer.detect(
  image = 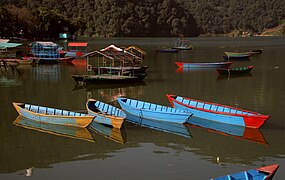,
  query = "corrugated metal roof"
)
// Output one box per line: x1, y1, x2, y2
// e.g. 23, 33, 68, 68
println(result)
68, 42, 88, 47
0, 42, 22, 49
